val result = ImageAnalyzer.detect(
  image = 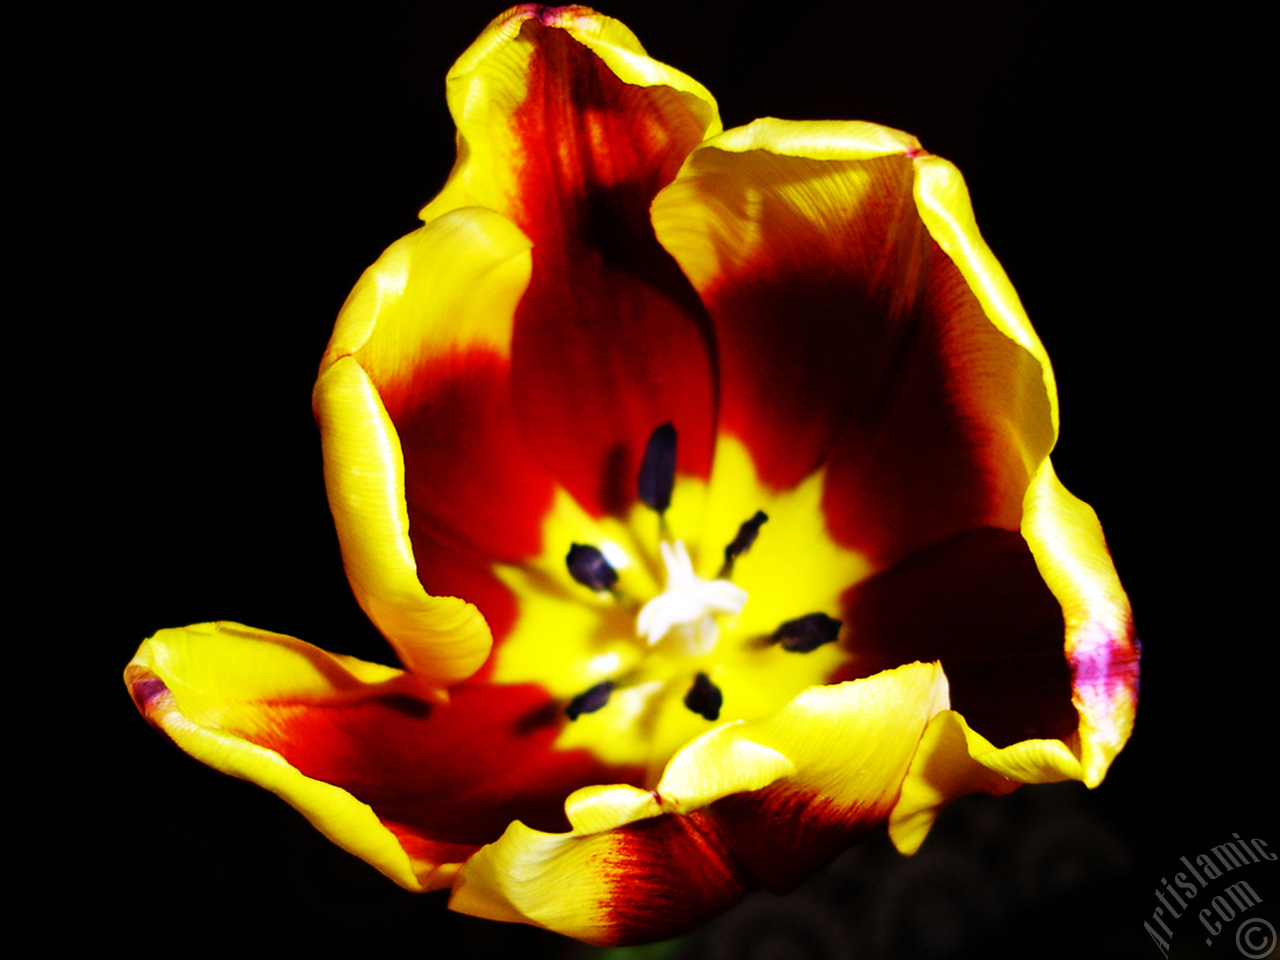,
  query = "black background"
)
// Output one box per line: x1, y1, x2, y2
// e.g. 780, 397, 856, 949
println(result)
26, 0, 1270, 957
